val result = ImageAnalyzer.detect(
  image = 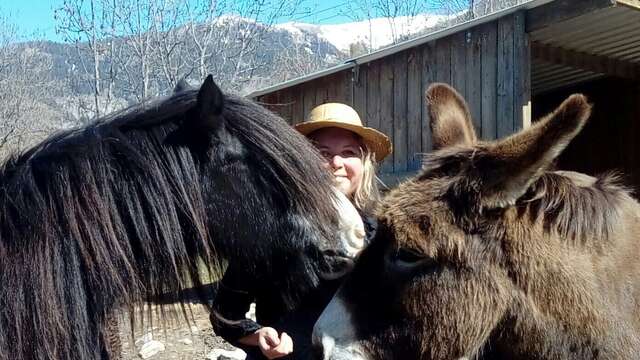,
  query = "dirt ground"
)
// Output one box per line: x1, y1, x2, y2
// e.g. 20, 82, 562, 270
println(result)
118, 303, 242, 360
